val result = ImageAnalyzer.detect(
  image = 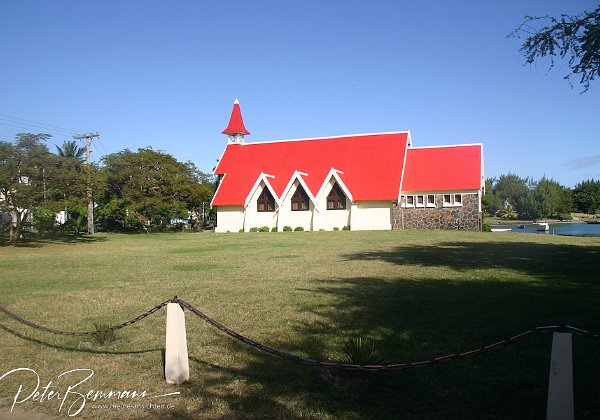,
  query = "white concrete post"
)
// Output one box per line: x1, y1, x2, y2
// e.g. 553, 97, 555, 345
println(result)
546, 332, 574, 420
165, 302, 190, 385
